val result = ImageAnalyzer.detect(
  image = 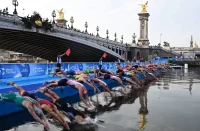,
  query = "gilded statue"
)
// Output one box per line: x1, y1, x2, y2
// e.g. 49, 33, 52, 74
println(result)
57, 8, 65, 19
139, 1, 148, 13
